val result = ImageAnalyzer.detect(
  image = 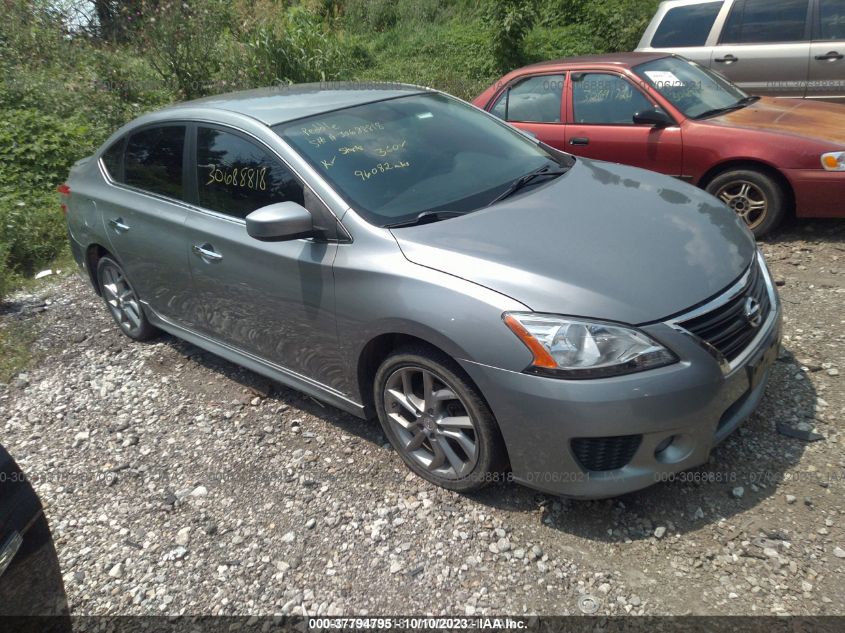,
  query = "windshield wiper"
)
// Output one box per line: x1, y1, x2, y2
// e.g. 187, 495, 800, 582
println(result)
694, 95, 760, 120
486, 164, 569, 207
384, 210, 467, 229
